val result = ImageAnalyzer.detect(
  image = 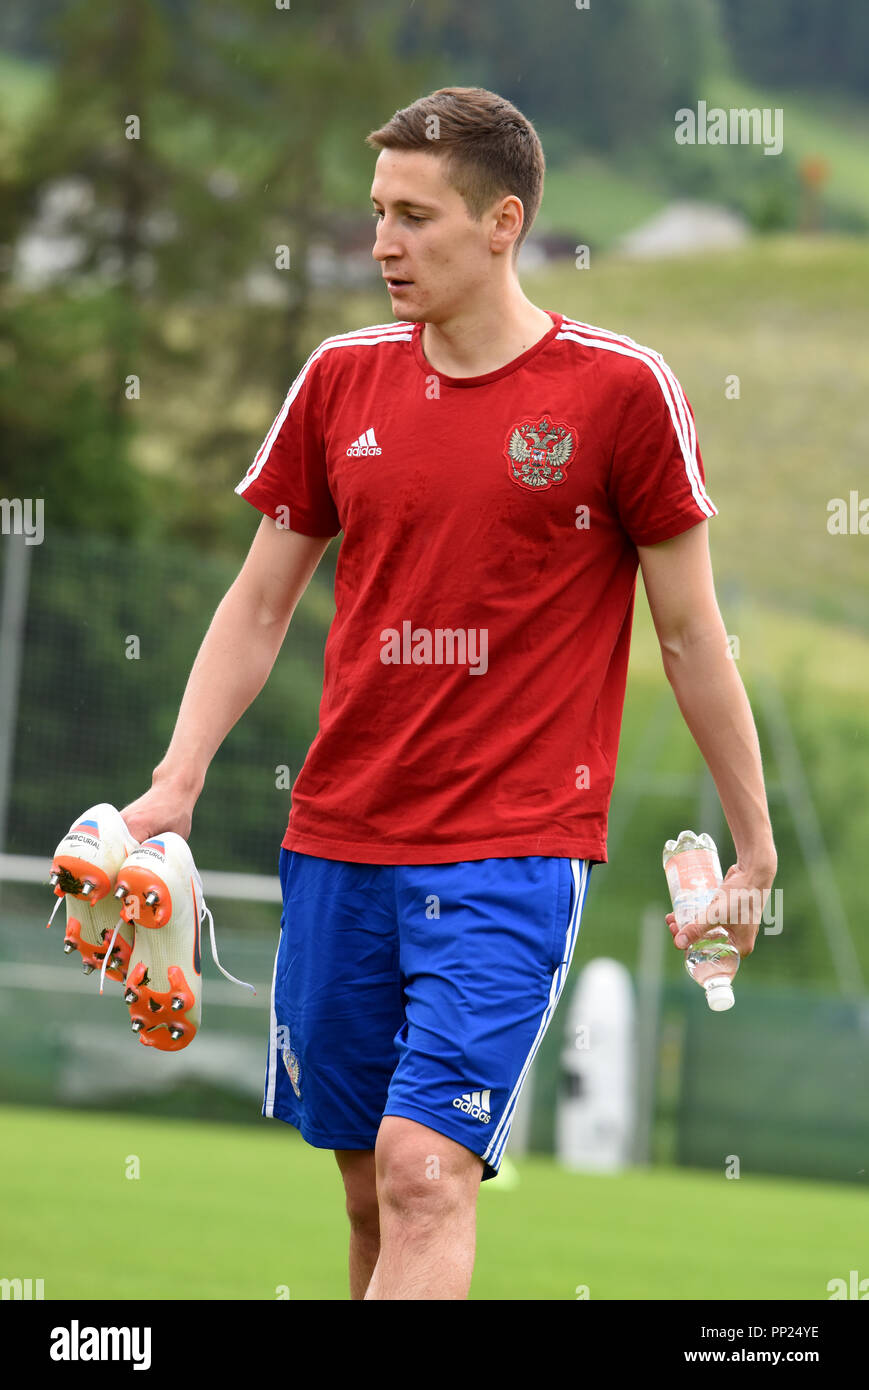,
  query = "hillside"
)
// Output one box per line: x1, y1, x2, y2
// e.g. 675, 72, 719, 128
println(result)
519, 240, 869, 631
